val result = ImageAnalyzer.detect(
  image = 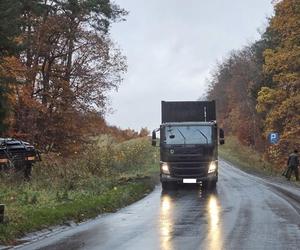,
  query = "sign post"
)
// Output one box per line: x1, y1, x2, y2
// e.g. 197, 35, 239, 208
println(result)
268, 132, 279, 144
